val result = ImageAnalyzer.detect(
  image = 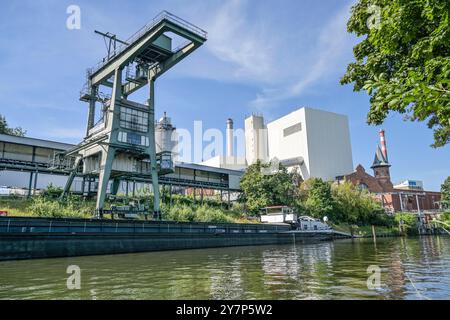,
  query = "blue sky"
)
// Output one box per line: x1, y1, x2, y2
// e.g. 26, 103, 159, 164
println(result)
0, 0, 448, 191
